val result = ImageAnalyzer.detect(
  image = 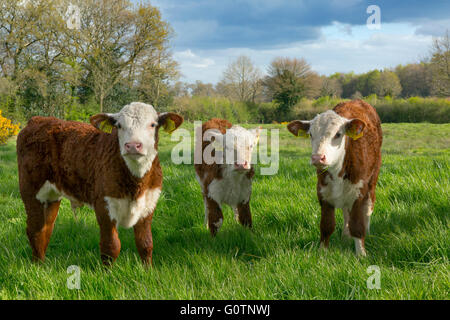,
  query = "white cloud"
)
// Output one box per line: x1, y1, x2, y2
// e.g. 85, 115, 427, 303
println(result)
173, 22, 435, 84
331, 21, 353, 36
174, 50, 216, 81
174, 49, 215, 68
